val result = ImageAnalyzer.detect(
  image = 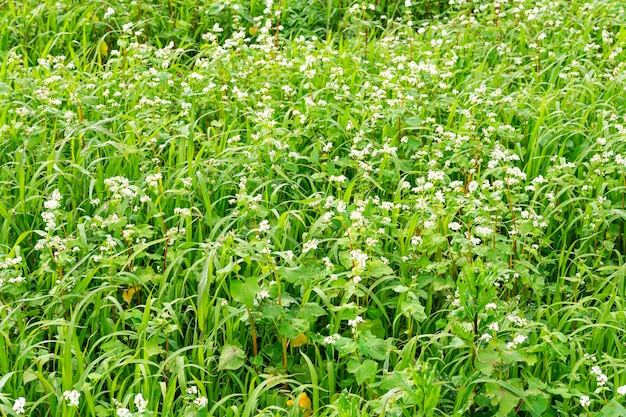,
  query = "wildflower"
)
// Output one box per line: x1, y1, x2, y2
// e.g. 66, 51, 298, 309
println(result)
256, 290, 270, 300
194, 396, 208, 407
63, 390, 80, 406
117, 408, 131, 417
350, 249, 368, 271
302, 239, 319, 253
448, 222, 462, 231
485, 303, 497, 311
479, 333, 492, 342
134, 393, 147, 413
617, 385, 626, 395
146, 173, 162, 190
348, 316, 364, 328
258, 220, 270, 233
104, 7, 116, 19
186, 386, 198, 395
13, 397, 25, 414
323, 334, 340, 345
44, 189, 62, 210
580, 396, 591, 407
